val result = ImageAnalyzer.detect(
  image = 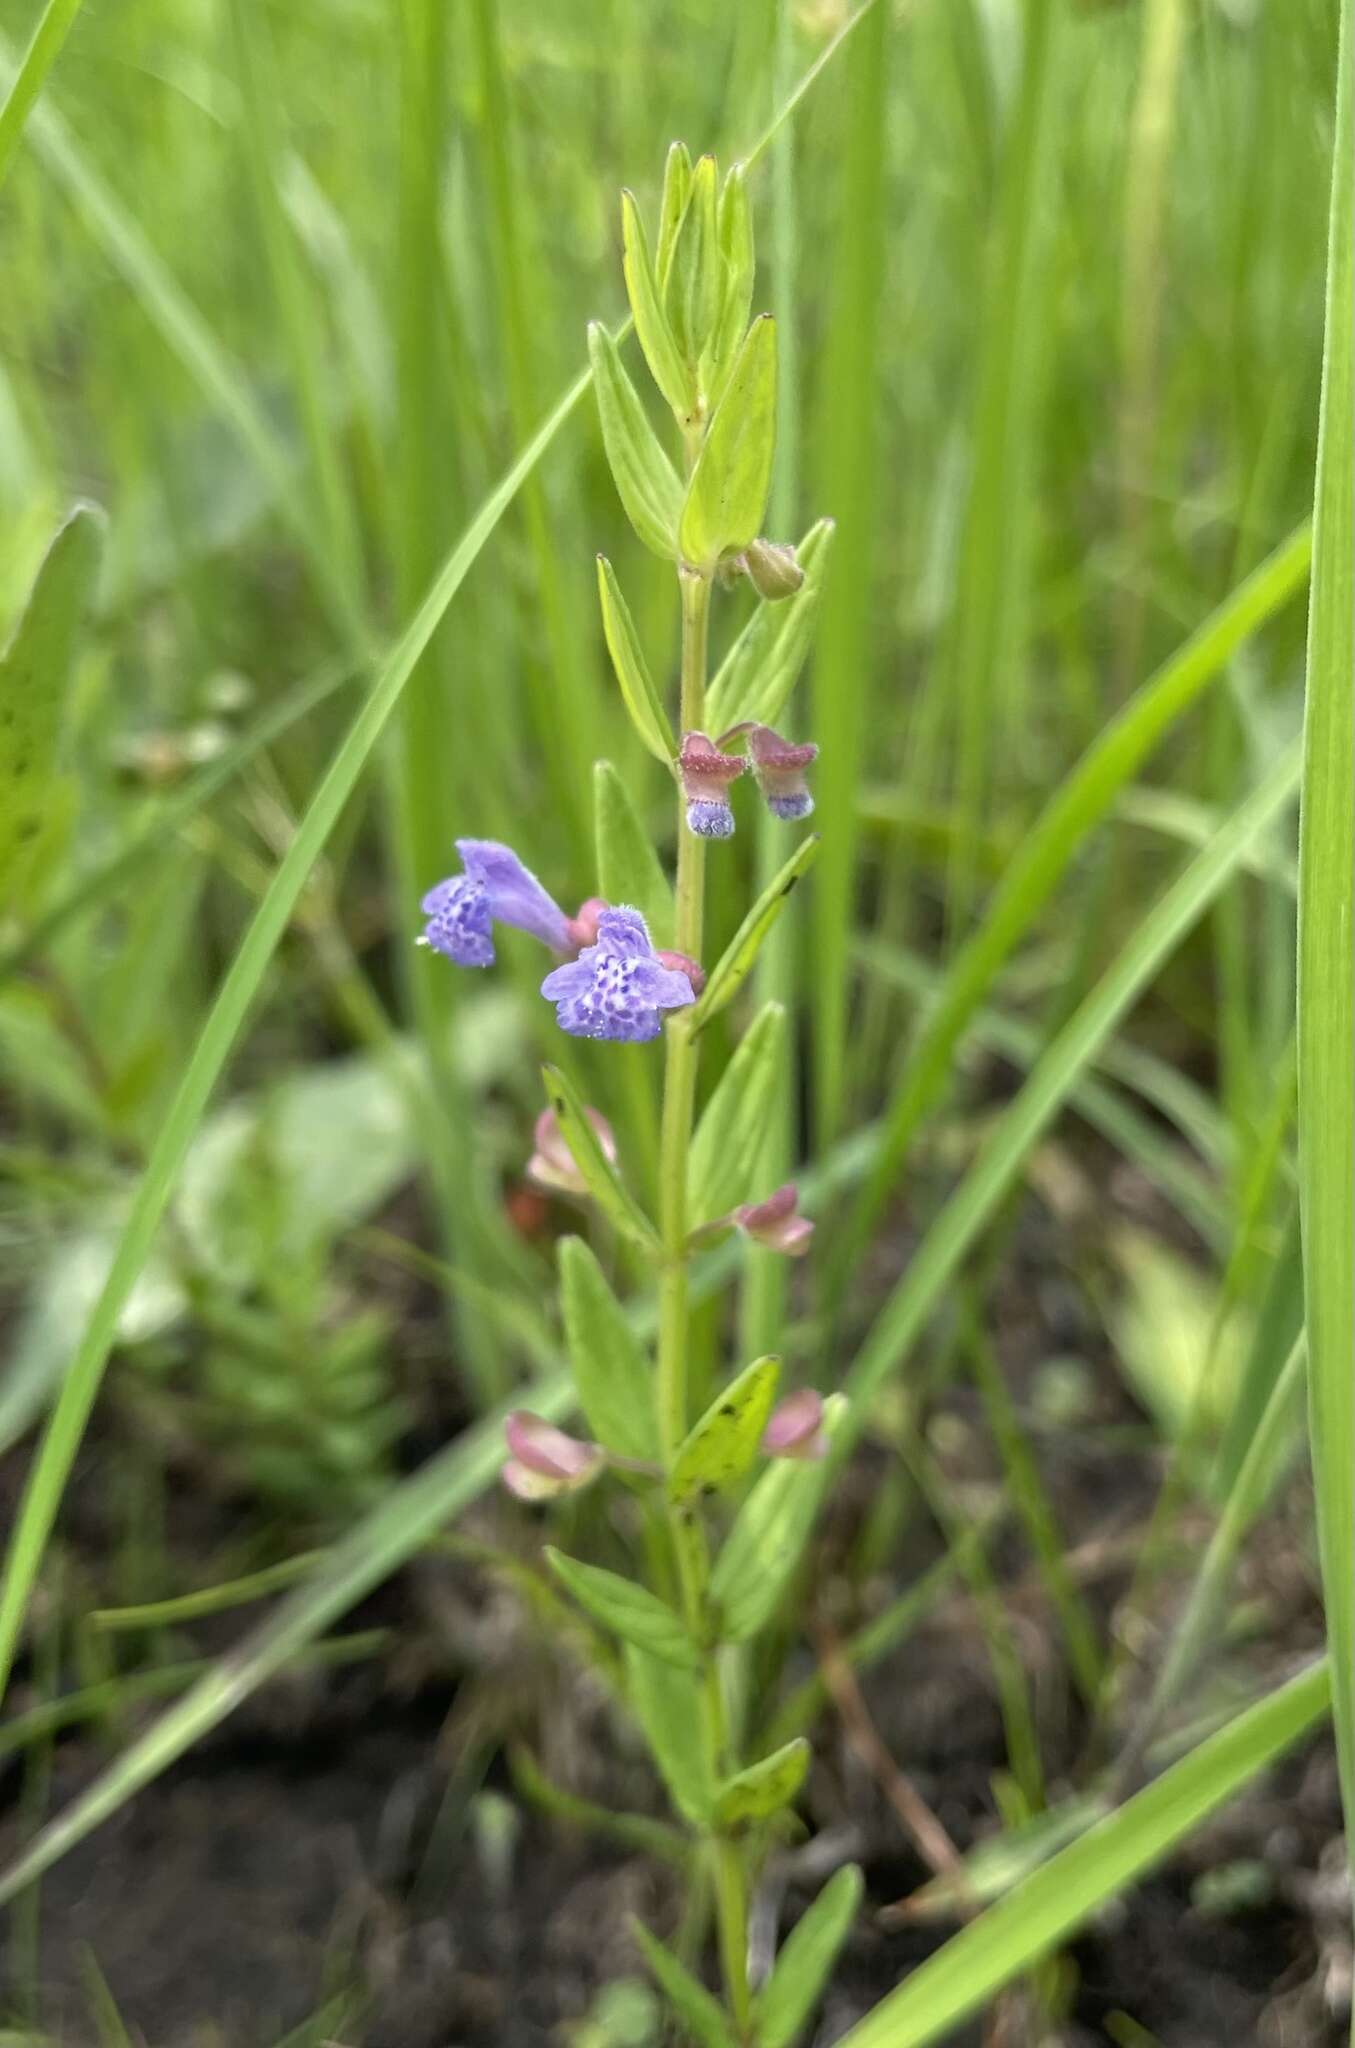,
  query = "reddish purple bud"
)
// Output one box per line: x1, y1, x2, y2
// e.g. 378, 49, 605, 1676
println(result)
679, 731, 746, 840
563, 896, 607, 954
526, 1106, 618, 1196
762, 1389, 829, 1460
746, 724, 817, 822
735, 1183, 815, 1256
502, 1411, 604, 1499
655, 948, 707, 996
